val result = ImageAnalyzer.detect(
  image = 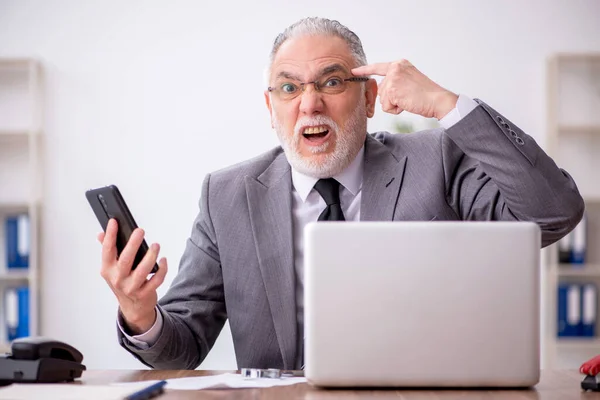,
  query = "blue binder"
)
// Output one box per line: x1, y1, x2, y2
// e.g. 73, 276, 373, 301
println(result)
16, 286, 29, 338
558, 232, 572, 264
5, 214, 30, 269
4, 288, 18, 341
581, 283, 597, 337
571, 215, 587, 264
557, 283, 581, 337
3, 286, 29, 341
5, 217, 19, 269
